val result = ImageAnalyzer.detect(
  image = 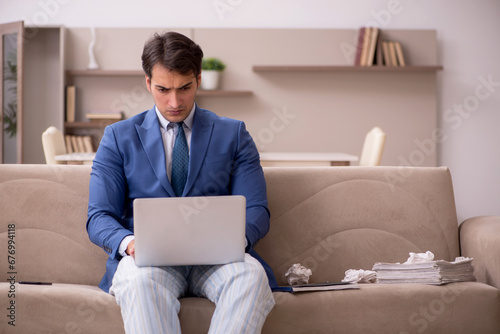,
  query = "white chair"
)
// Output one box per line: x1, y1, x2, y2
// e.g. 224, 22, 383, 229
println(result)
42, 126, 66, 164
359, 126, 386, 166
